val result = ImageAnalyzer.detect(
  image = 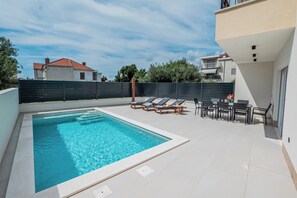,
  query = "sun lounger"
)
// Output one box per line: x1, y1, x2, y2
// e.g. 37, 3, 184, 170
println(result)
154, 99, 186, 114
130, 97, 156, 108
142, 97, 170, 111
